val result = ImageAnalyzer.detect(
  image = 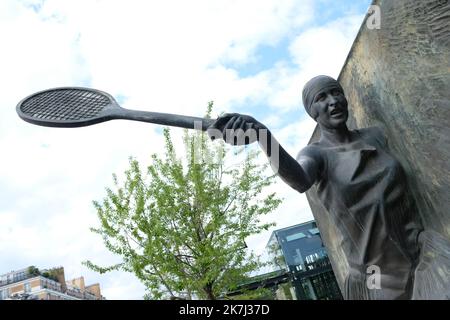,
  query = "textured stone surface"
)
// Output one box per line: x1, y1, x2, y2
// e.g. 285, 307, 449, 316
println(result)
306, 0, 450, 295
